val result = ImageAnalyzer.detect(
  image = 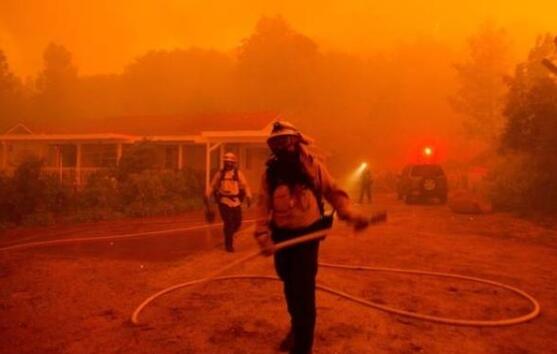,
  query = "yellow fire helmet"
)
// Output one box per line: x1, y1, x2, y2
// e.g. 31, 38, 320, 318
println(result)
223, 152, 238, 163
267, 120, 311, 145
